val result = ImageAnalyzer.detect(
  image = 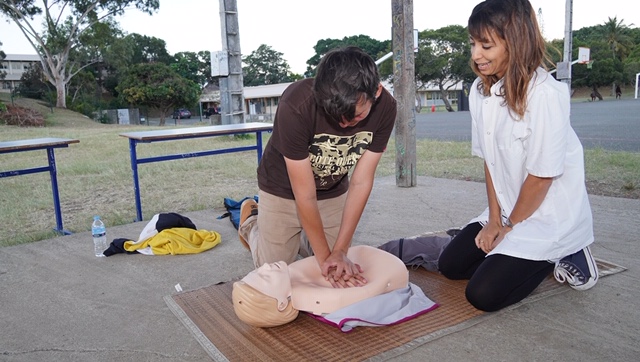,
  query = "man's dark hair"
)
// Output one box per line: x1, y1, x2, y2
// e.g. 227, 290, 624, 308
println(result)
313, 46, 380, 123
